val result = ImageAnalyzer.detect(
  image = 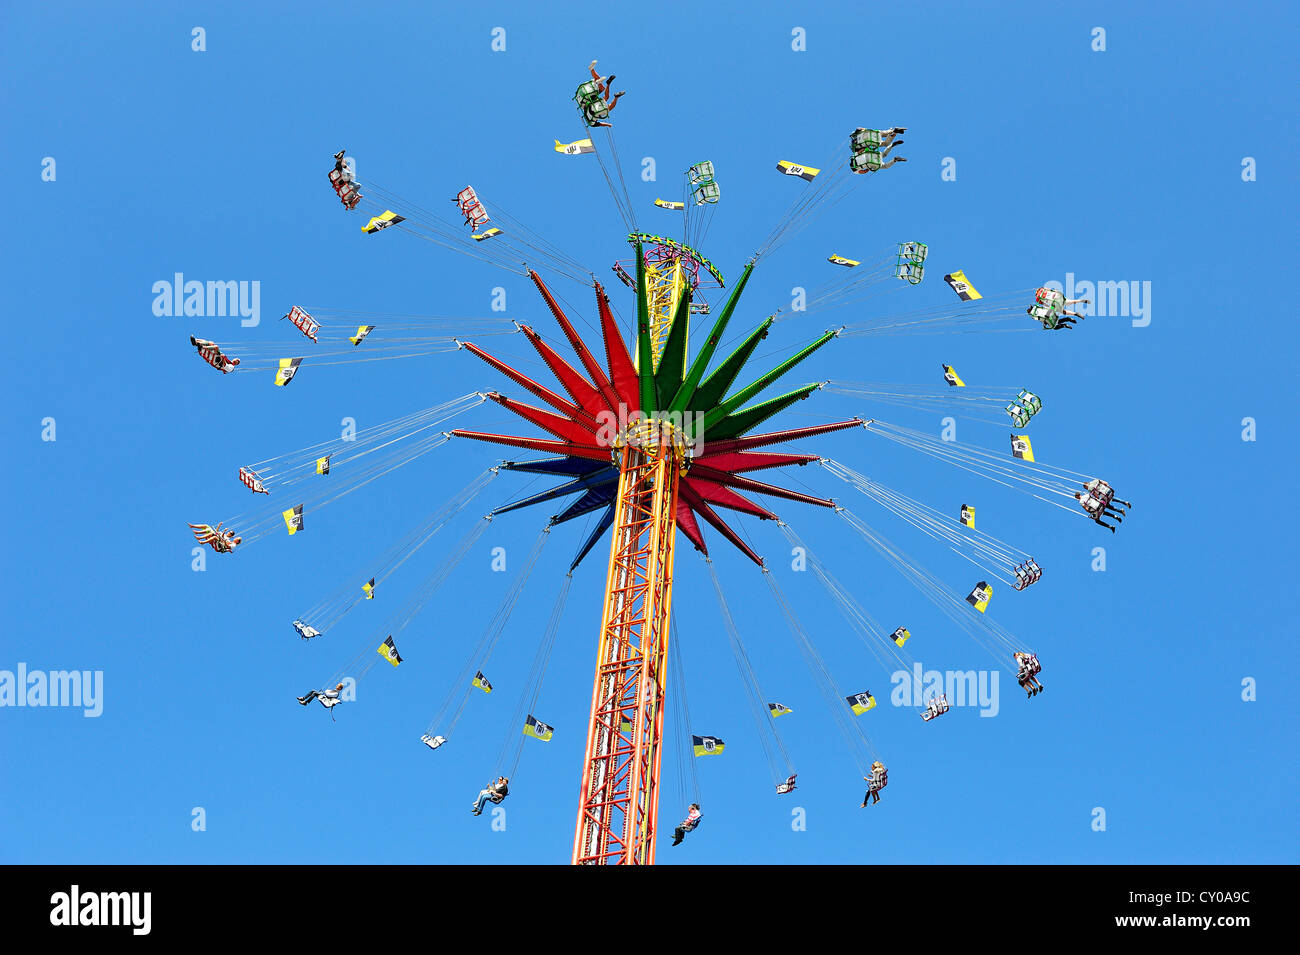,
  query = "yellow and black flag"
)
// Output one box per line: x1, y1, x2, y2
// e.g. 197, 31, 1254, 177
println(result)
966, 581, 993, 613
768, 702, 793, 718
692, 735, 726, 756
362, 210, 405, 234
890, 626, 911, 648
473, 671, 493, 694
282, 504, 304, 535
942, 363, 966, 387
943, 270, 983, 301
960, 504, 976, 529
349, 325, 375, 346
377, 635, 403, 667
523, 715, 554, 741
554, 138, 594, 155
274, 357, 303, 387
316, 455, 331, 475
776, 160, 820, 181
362, 578, 375, 599
1010, 434, 1035, 461
828, 254, 860, 267
847, 691, 876, 715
